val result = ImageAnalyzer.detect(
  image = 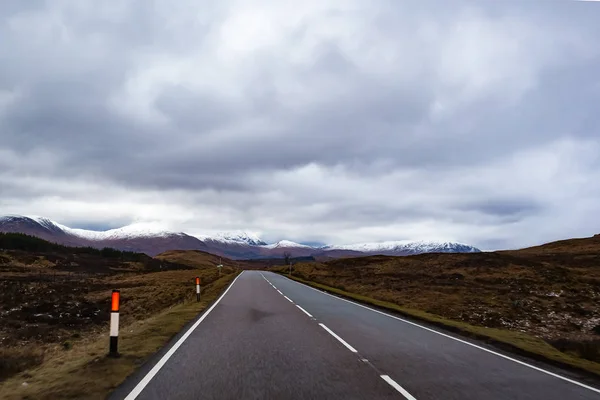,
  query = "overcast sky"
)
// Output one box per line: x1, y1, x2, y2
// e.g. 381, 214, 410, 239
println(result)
1, 1, 600, 249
